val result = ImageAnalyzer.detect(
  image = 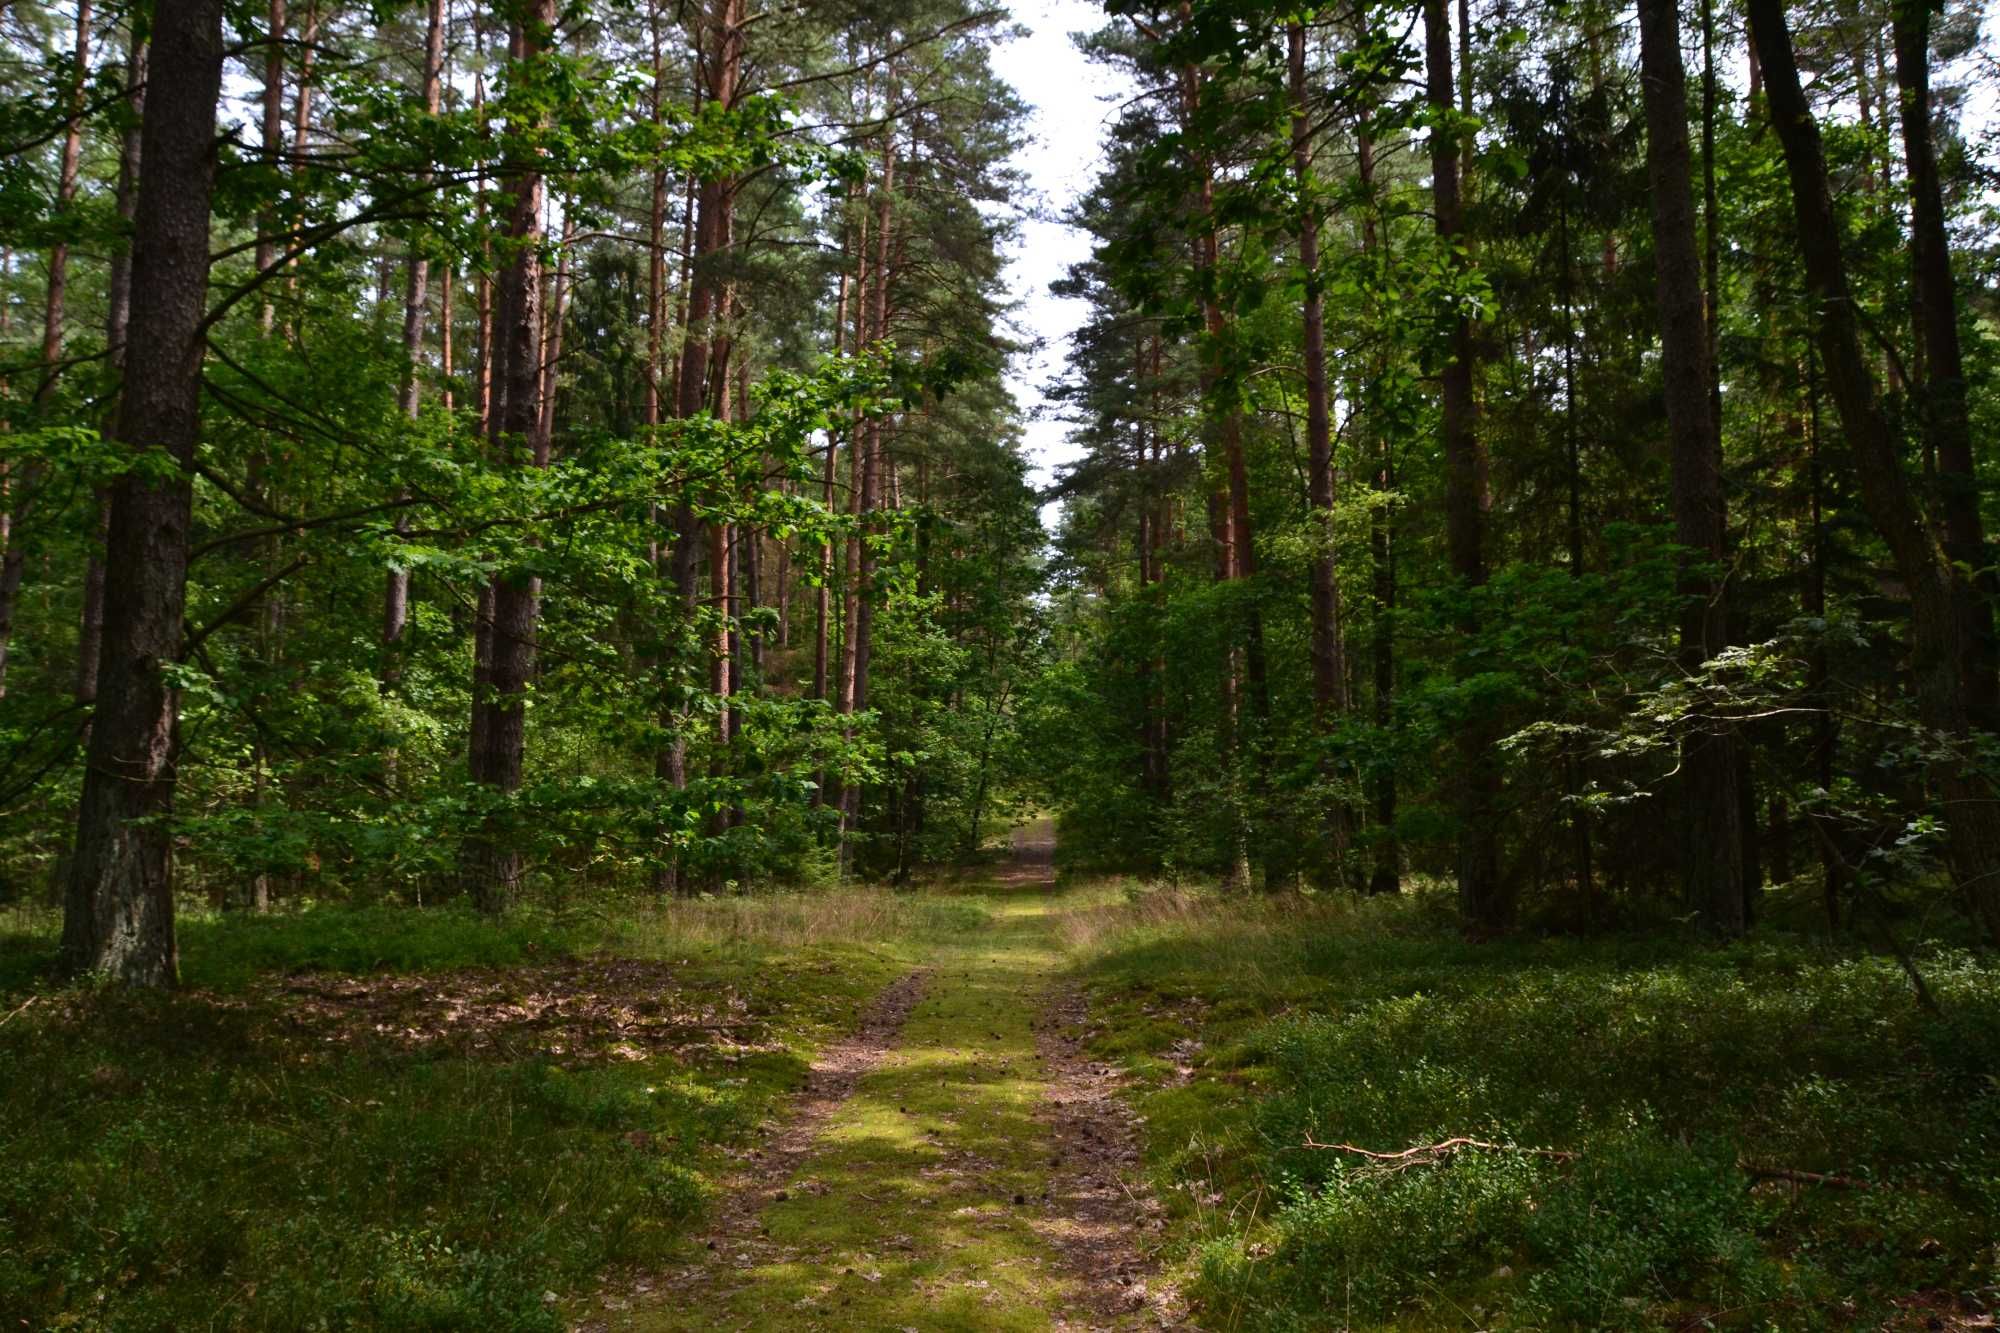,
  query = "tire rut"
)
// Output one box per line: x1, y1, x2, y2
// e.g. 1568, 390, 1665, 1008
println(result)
580, 966, 932, 1328
1033, 982, 1182, 1329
